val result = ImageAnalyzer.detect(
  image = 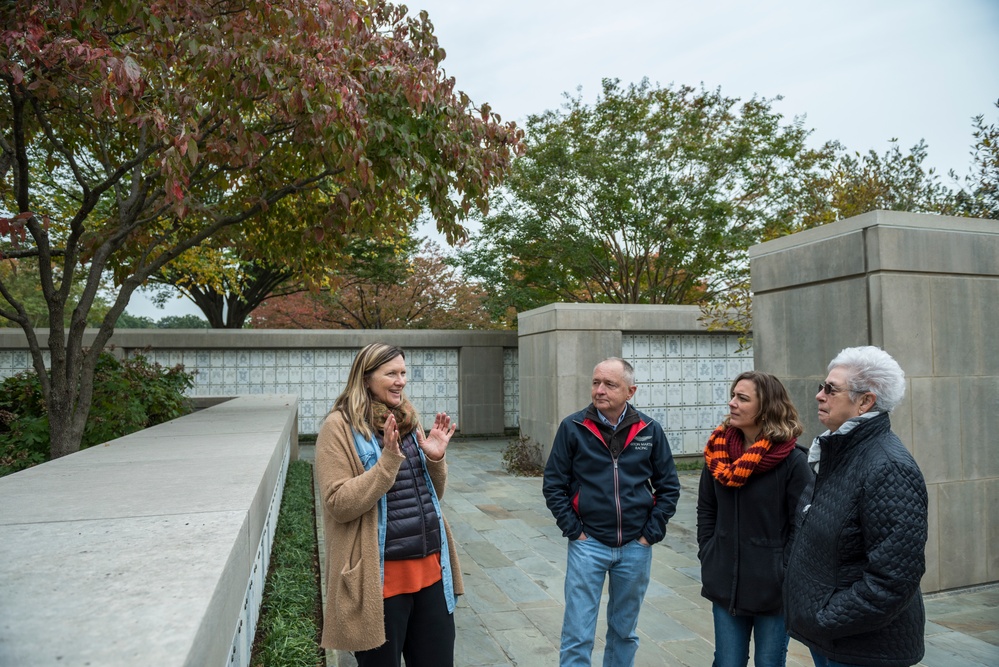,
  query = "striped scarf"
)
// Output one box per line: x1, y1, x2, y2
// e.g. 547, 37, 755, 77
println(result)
704, 424, 797, 488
